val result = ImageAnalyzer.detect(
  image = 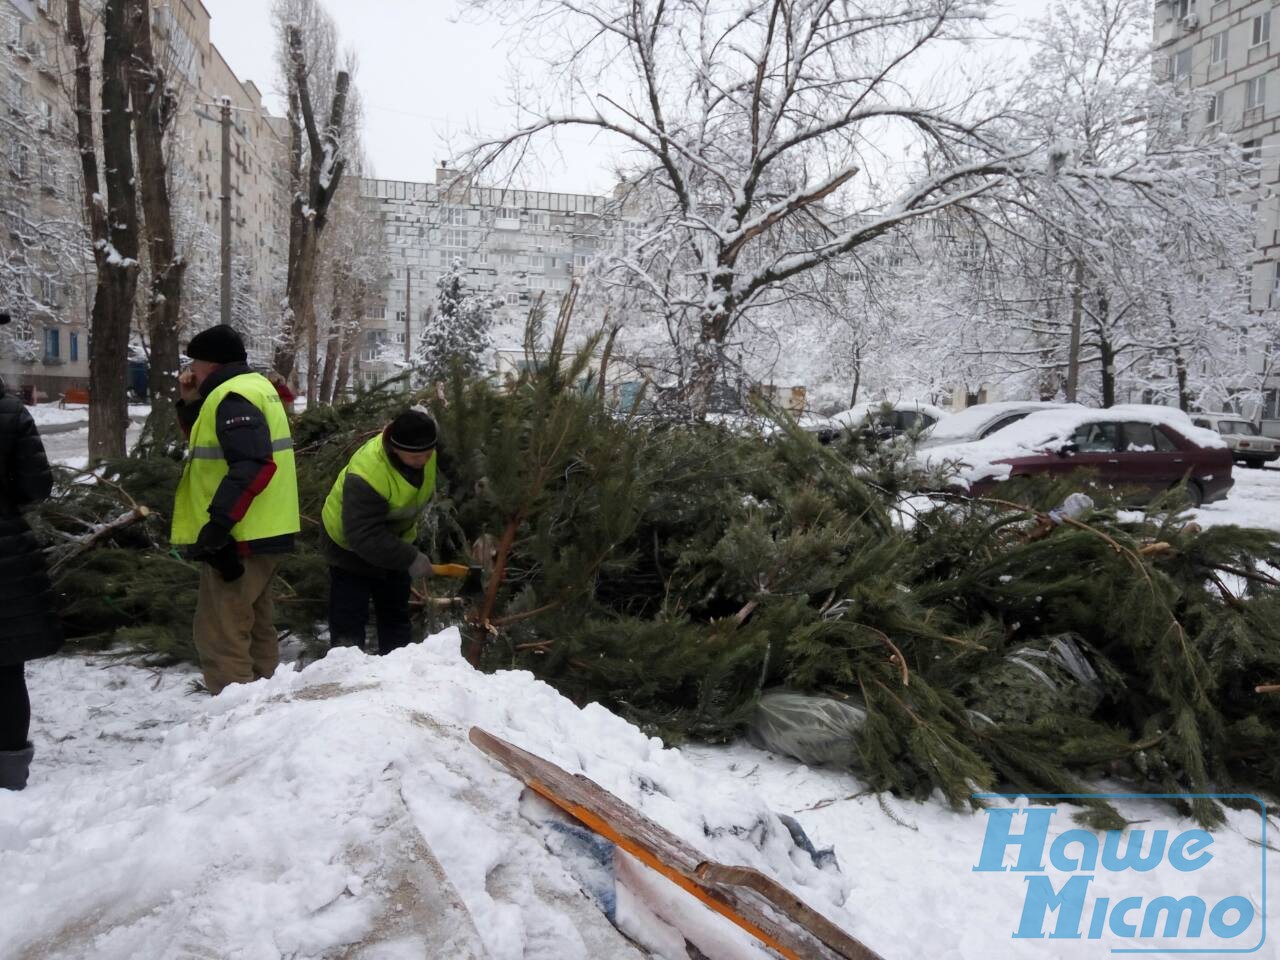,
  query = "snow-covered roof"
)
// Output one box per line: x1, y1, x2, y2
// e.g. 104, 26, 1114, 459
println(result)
917, 404, 1225, 486
917, 401, 1074, 449
829, 400, 949, 430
